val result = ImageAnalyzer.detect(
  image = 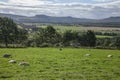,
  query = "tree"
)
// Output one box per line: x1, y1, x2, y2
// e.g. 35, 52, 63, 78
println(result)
0, 17, 18, 47
62, 30, 80, 46
16, 28, 28, 45
0, 17, 27, 47
63, 30, 73, 43
86, 30, 96, 47
34, 26, 61, 47
79, 34, 88, 46
45, 25, 56, 35
114, 37, 120, 49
